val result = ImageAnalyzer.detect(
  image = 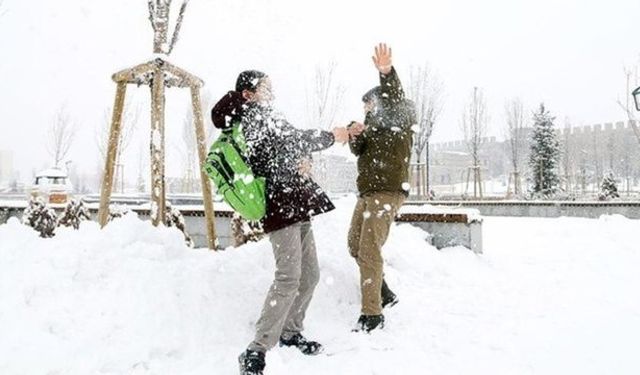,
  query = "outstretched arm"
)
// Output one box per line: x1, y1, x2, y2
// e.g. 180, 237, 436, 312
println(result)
372, 43, 405, 104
